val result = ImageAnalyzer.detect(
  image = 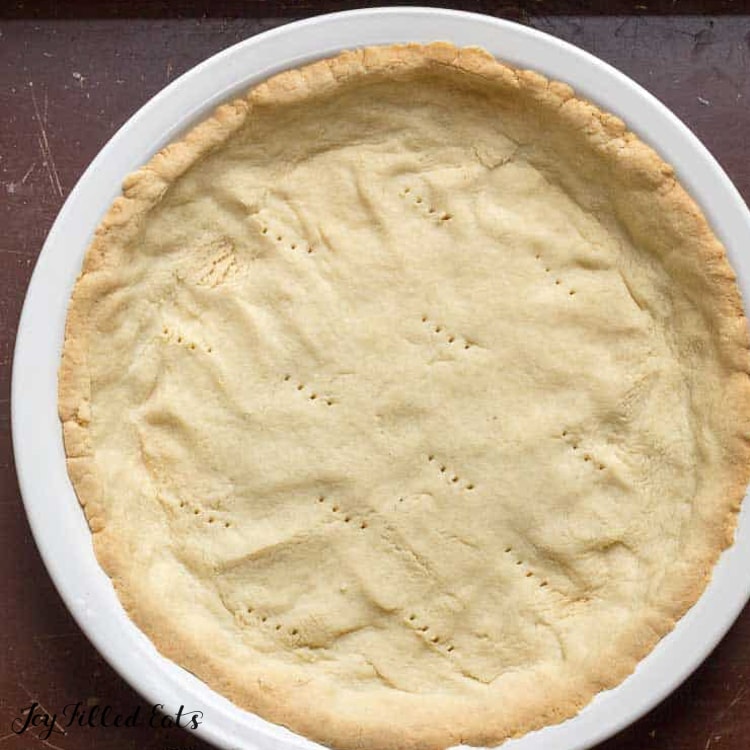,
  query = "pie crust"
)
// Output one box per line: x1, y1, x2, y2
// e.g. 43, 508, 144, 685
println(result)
59, 43, 750, 749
